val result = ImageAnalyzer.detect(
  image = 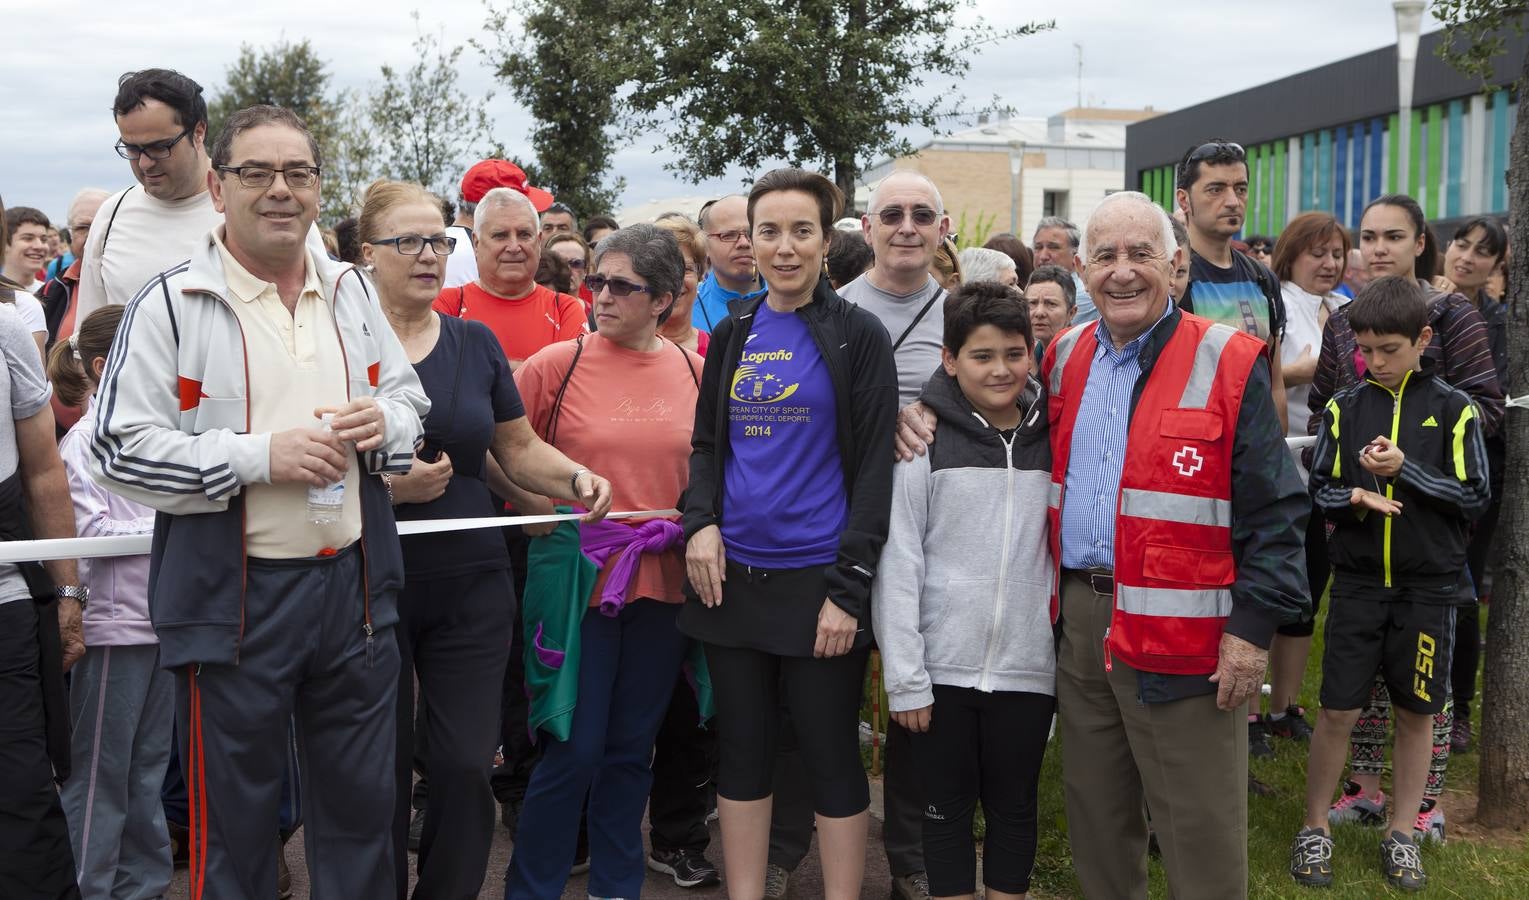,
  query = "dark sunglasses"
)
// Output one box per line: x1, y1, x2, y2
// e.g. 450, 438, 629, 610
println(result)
1186, 141, 1246, 164
585, 274, 651, 298
876, 206, 940, 227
